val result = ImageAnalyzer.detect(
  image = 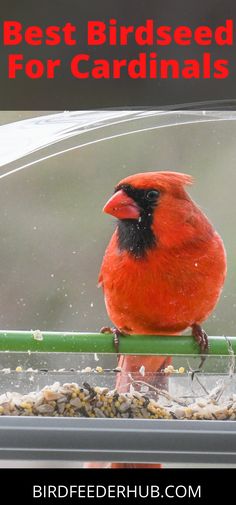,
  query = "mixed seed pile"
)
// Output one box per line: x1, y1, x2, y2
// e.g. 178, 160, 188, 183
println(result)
0, 380, 236, 420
